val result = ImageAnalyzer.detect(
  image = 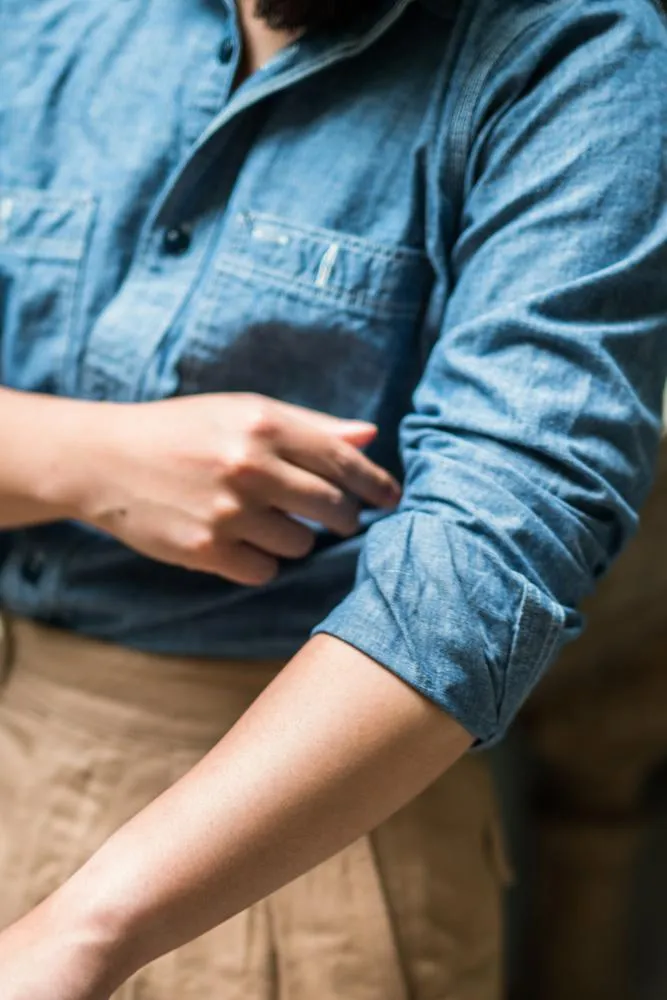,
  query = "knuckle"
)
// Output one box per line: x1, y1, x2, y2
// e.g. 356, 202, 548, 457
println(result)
329, 496, 359, 534
327, 487, 347, 508
324, 487, 351, 514
222, 445, 259, 485
244, 398, 277, 440
212, 494, 243, 523
332, 445, 356, 481
328, 440, 346, 467
182, 525, 215, 558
